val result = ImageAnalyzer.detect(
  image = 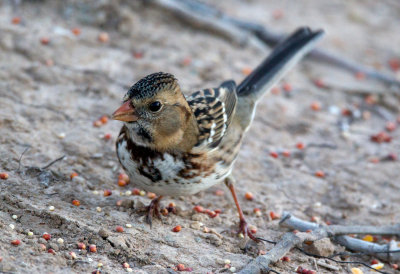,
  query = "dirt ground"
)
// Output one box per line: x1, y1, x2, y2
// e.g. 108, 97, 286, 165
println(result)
0, 0, 399, 273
